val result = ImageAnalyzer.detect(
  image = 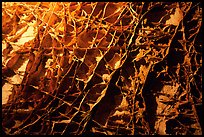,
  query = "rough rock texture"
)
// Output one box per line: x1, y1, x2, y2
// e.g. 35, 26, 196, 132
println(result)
2, 2, 202, 135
